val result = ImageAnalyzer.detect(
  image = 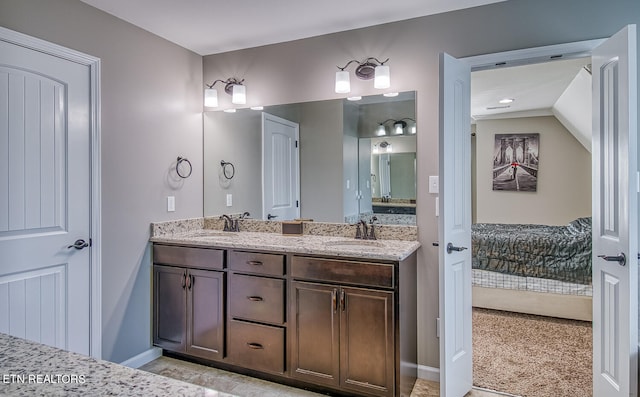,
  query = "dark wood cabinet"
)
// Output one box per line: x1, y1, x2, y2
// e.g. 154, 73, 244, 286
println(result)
186, 268, 224, 360
152, 243, 416, 397
153, 265, 187, 352
153, 245, 225, 361
291, 281, 394, 397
